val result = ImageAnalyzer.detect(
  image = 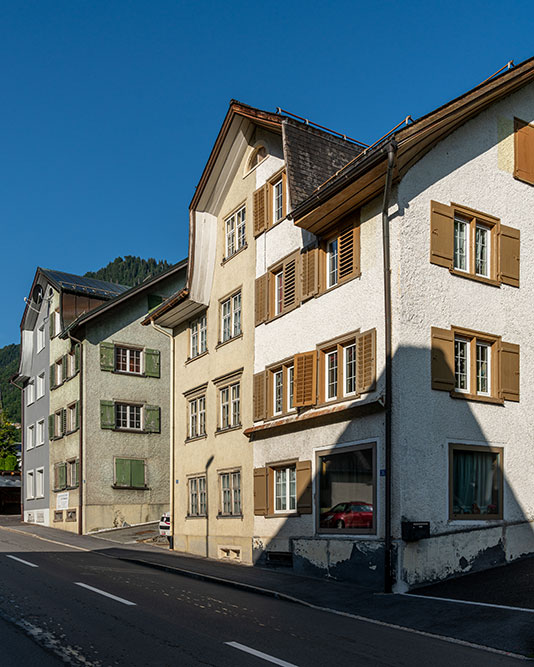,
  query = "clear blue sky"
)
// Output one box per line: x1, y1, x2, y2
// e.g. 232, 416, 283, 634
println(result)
1, 0, 531, 347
